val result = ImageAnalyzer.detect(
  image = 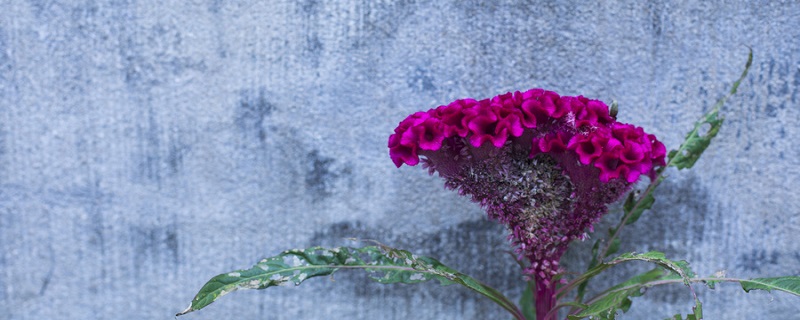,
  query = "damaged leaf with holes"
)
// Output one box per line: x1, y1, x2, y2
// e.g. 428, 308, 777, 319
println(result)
176, 245, 524, 319
568, 268, 665, 320
739, 276, 800, 296
668, 49, 752, 170
563, 252, 700, 320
